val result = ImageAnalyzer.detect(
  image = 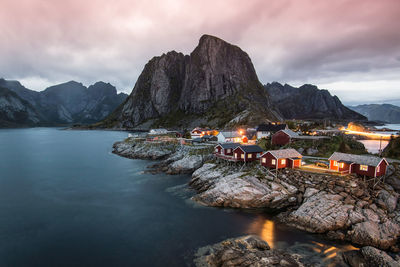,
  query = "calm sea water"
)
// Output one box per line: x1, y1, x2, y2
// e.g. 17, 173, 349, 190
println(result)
361, 124, 399, 154
0, 128, 354, 267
